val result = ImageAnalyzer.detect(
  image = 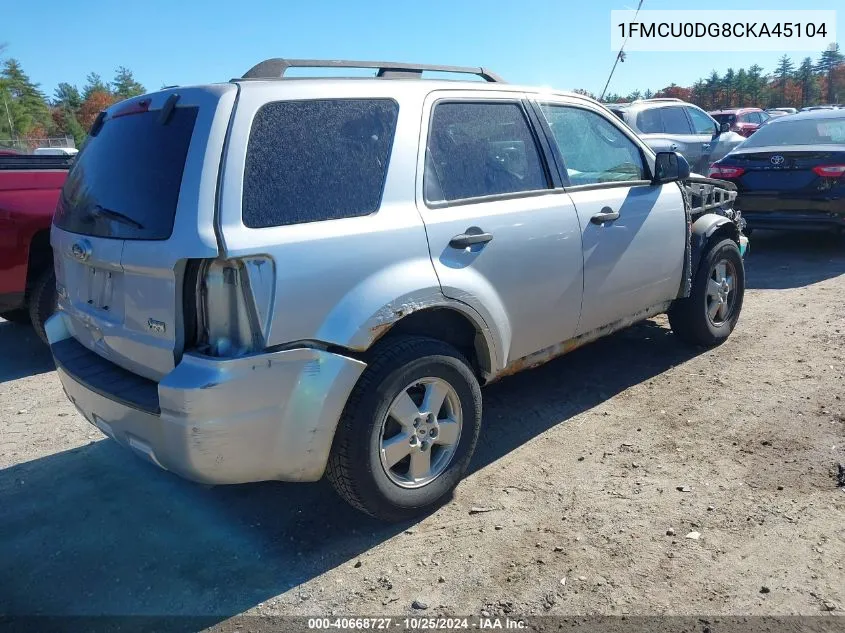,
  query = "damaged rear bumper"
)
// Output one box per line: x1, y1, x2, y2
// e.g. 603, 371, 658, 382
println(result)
47, 311, 366, 484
